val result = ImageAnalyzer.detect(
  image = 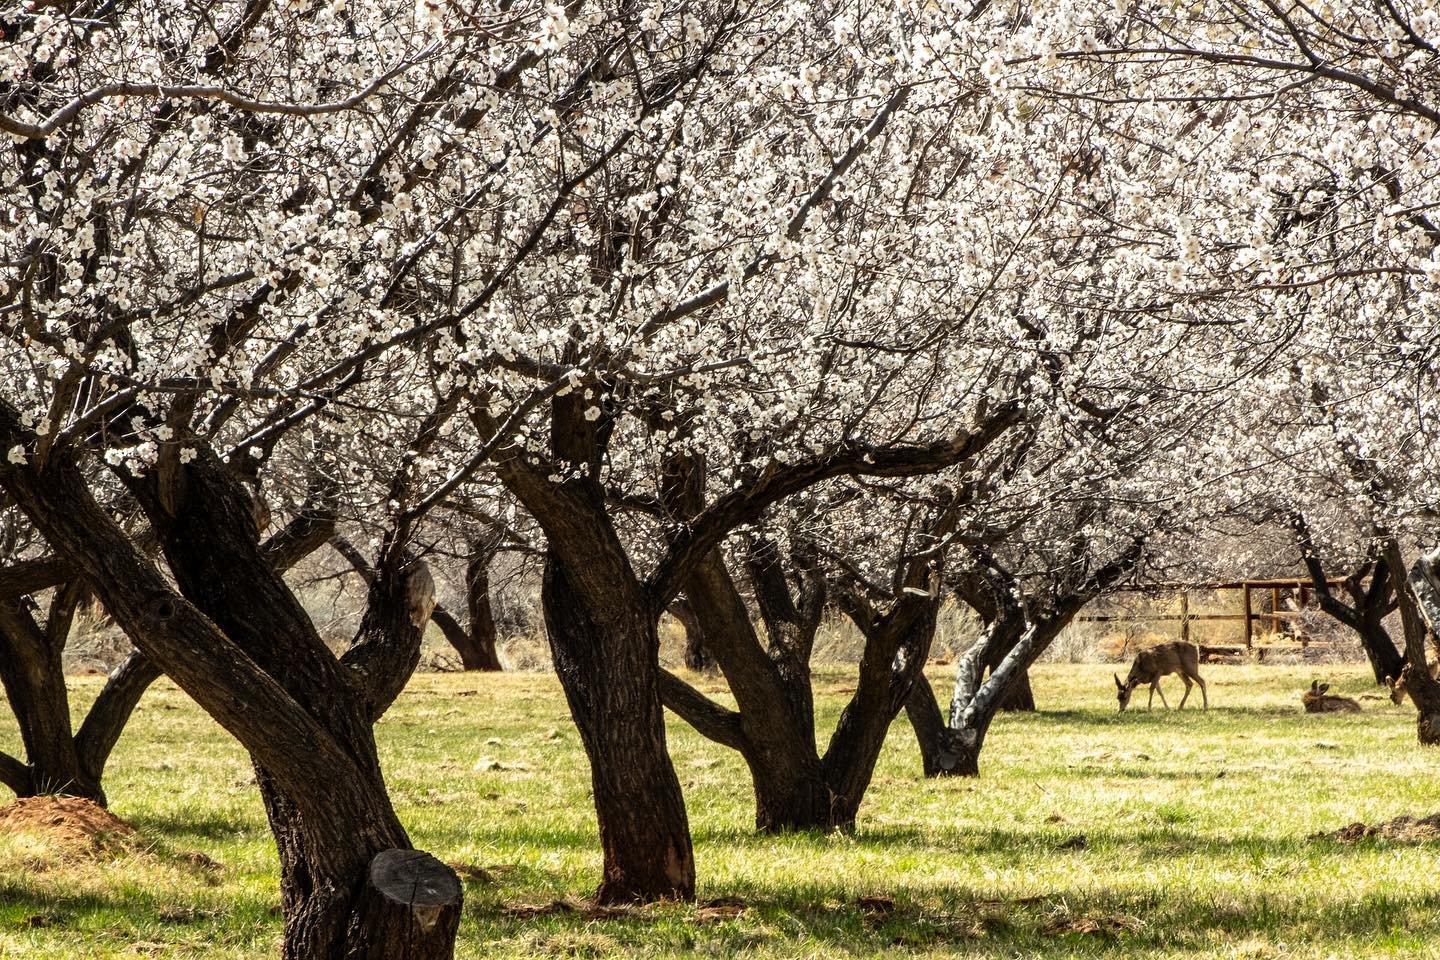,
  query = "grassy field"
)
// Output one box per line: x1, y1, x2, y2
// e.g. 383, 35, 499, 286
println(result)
2, 663, 1439, 958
